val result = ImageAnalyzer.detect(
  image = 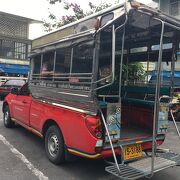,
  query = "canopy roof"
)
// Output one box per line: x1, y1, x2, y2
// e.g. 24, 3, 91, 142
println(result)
31, 1, 180, 54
